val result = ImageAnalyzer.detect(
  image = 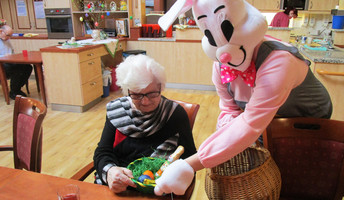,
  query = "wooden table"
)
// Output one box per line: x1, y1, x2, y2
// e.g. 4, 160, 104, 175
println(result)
0, 51, 47, 106
0, 166, 189, 200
